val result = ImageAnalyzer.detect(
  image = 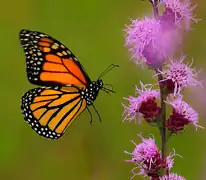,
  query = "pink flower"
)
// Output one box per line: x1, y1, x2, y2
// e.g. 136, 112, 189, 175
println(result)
160, 173, 186, 180
124, 17, 180, 68
157, 56, 200, 95
125, 134, 177, 179
161, 0, 198, 30
125, 134, 158, 163
122, 82, 160, 123
137, 149, 179, 179
166, 95, 203, 131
